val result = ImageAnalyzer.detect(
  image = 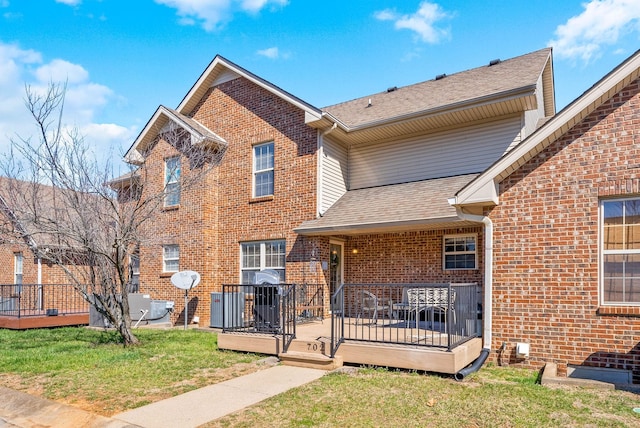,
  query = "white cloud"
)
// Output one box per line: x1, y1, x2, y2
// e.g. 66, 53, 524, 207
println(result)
549, 0, 640, 63
257, 46, 290, 60
0, 41, 135, 163
257, 47, 279, 59
34, 59, 89, 84
375, 1, 452, 44
55, 0, 82, 5
155, 0, 287, 31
